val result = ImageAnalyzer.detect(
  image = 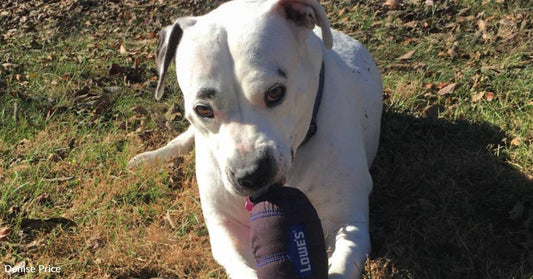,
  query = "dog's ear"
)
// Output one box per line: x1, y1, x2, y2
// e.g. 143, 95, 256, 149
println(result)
273, 0, 333, 49
155, 17, 196, 100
